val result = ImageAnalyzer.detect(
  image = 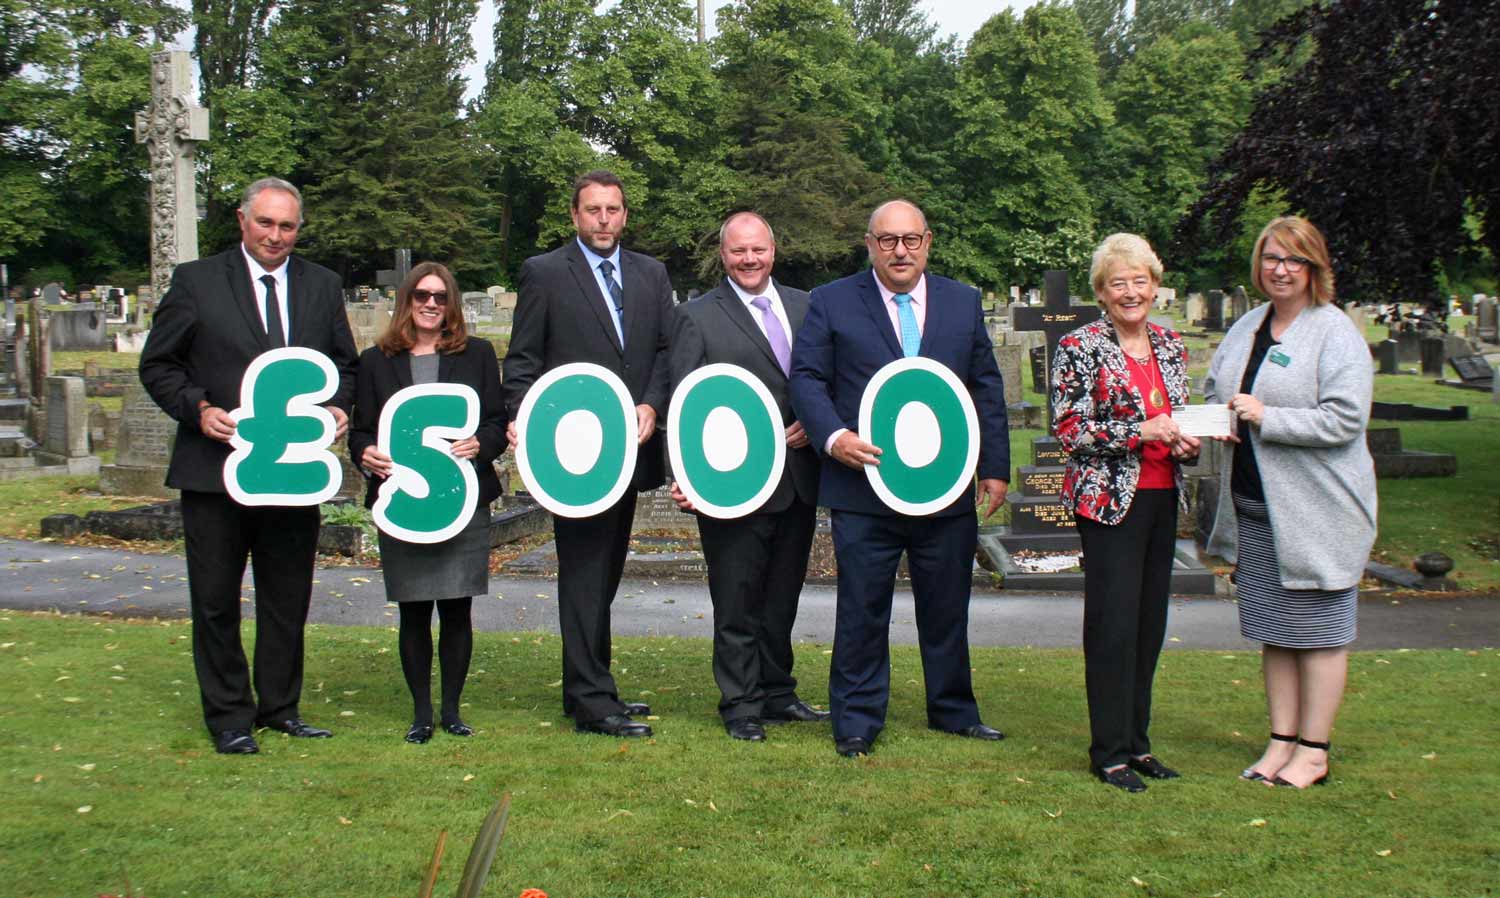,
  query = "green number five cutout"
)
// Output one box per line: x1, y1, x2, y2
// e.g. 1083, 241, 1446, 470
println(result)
668, 363, 785, 519
372, 383, 480, 544
514, 363, 636, 518
859, 357, 980, 516
224, 347, 342, 506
